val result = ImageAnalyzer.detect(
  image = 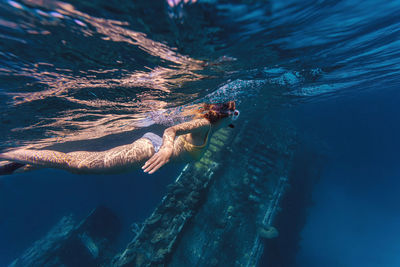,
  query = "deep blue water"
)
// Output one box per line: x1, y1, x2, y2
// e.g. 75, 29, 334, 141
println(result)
293, 88, 400, 267
0, 0, 400, 266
